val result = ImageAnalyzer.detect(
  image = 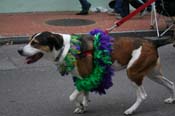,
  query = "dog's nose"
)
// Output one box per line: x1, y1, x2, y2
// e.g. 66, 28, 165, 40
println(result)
18, 49, 23, 55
